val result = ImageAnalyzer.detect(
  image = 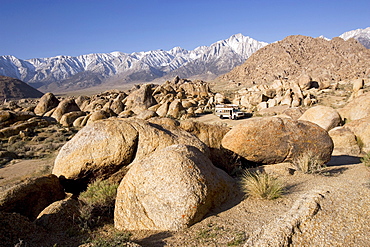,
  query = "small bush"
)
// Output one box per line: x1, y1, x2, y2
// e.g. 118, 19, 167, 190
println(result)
240, 170, 284, 200
361, 152, 370, 167
78, 180, 119, 230
293, 151, 326, 174
79, 179, 118, 208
